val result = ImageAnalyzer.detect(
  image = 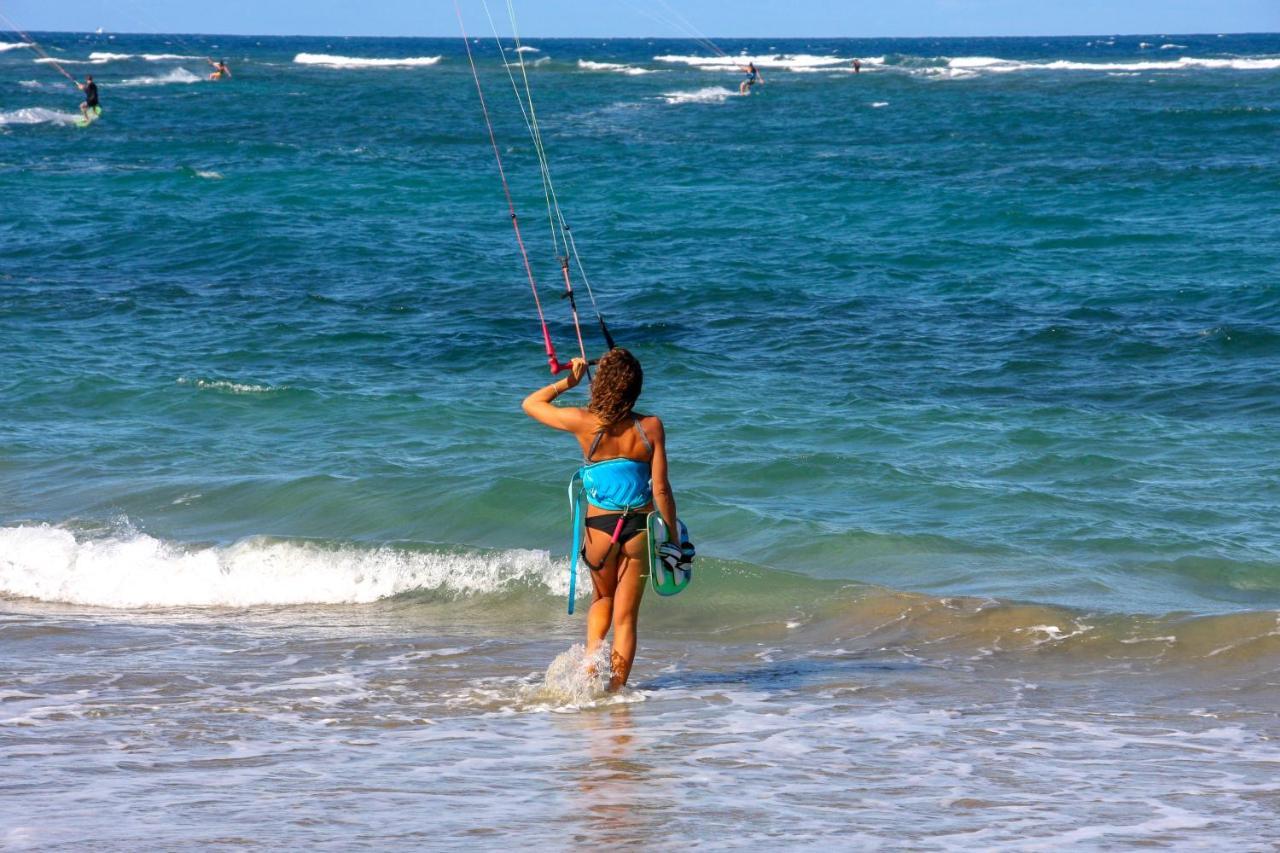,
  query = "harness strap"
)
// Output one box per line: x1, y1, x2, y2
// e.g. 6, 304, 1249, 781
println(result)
567, 472, 584, 614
